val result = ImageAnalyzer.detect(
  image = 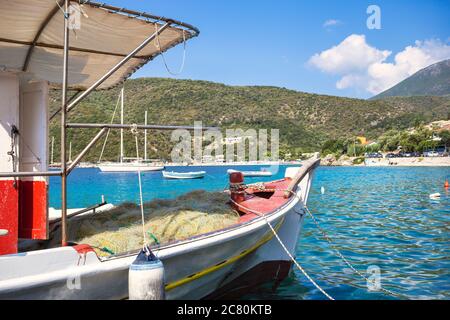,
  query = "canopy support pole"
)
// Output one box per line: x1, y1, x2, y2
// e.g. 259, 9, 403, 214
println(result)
61, 0, 69, 247
120, 88, 124, 163
144, 110, 148, 161
49, 91, 82, 121
67, 128, 107, 174
0, 171, 61, 178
